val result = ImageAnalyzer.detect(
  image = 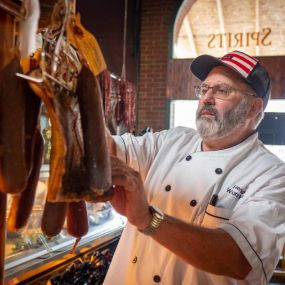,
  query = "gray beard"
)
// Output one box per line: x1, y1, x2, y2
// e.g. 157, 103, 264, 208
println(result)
196, 98, 249, 140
